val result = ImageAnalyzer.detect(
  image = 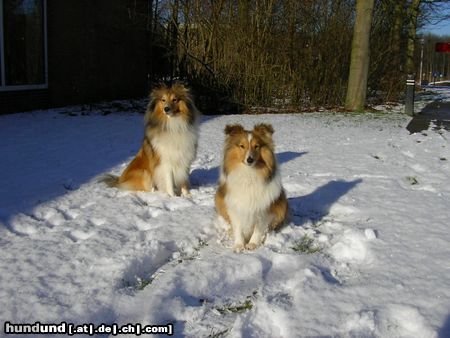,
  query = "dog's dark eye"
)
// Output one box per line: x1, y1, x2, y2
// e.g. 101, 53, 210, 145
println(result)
173, 98, 178, 102
239, 144, 245, 149
254, 145, 260, 149
162, 99, 166, 103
